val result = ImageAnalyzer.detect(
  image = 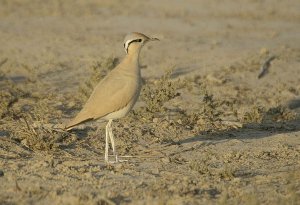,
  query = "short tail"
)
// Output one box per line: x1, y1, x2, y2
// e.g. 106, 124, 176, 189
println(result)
65, 117, 93, 131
